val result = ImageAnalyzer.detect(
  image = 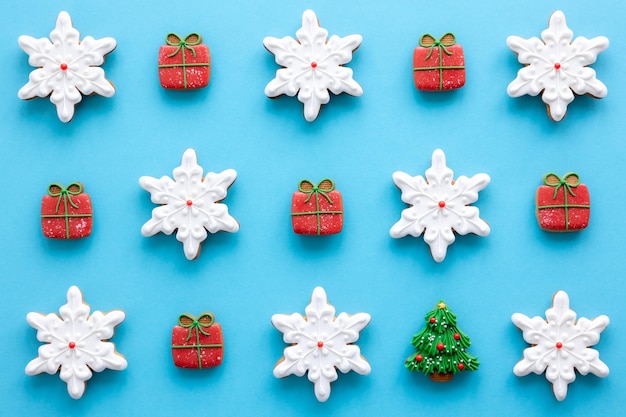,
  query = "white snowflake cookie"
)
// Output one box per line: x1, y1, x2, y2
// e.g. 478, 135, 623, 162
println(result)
271, 286, 371, 402
390, 149, 490, 262
25, 286, 127, 399
507, 10, 608, 122
18, 11, 117, 123
139, 148, 239, 260
512, 291, 609, 401
264, 9, 363, 122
